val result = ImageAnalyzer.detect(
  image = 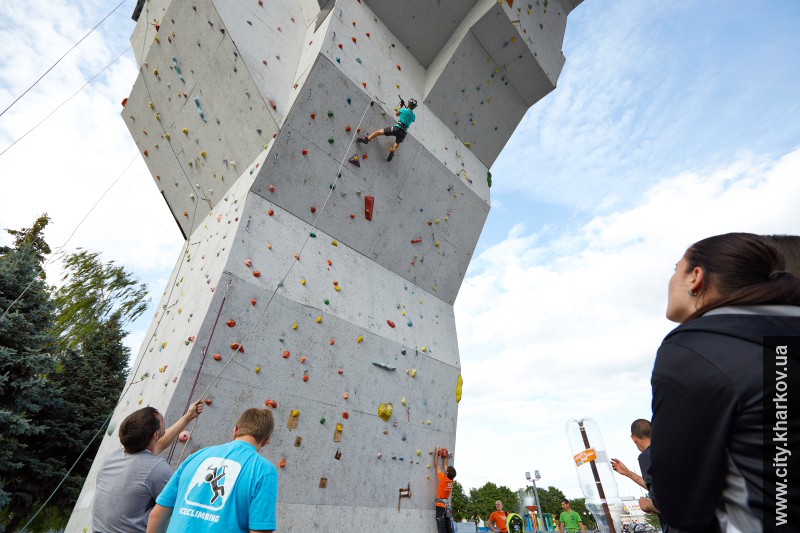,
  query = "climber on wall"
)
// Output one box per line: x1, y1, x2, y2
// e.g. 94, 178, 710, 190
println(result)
357, 96, 417, 161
